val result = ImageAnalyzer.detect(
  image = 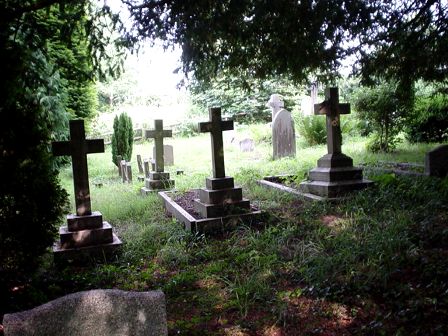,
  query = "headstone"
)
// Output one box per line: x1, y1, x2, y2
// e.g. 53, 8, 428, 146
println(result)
238, 138, 255, 152
193, 107, 251, 218
143, 159, 150, 178
266, 94, 284, 121
272, 109, 296, 159
3, 289, 168, 336
152, 144, 174, 166
116, 155, 123, 177
51, 120, 122, 260
120, 160, 127, 183
126, 162, 132, 183
299, 88, 372, 199
425, 144, 448, 177
136, 154, 143, 174
141, 120, 175, 195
